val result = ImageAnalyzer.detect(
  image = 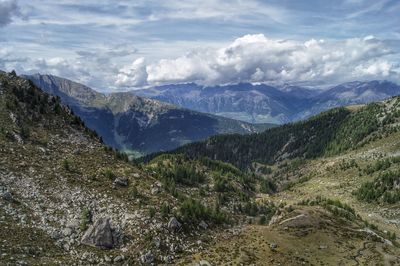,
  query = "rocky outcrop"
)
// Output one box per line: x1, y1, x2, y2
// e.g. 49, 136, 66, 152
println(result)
167, 217, 182, 232
199, 220, 208, 230
140, 251, 155, 264
81, 217, 115, 249
0, 185, 13, 201
113, 177, 128, 187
